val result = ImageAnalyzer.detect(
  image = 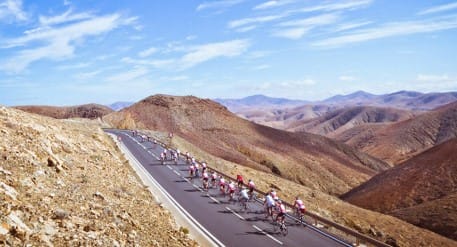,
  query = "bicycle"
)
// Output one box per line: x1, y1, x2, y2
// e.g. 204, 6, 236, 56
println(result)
273, 216, 288, 236
238, 197, 249, 212
295, 208, 305, 224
